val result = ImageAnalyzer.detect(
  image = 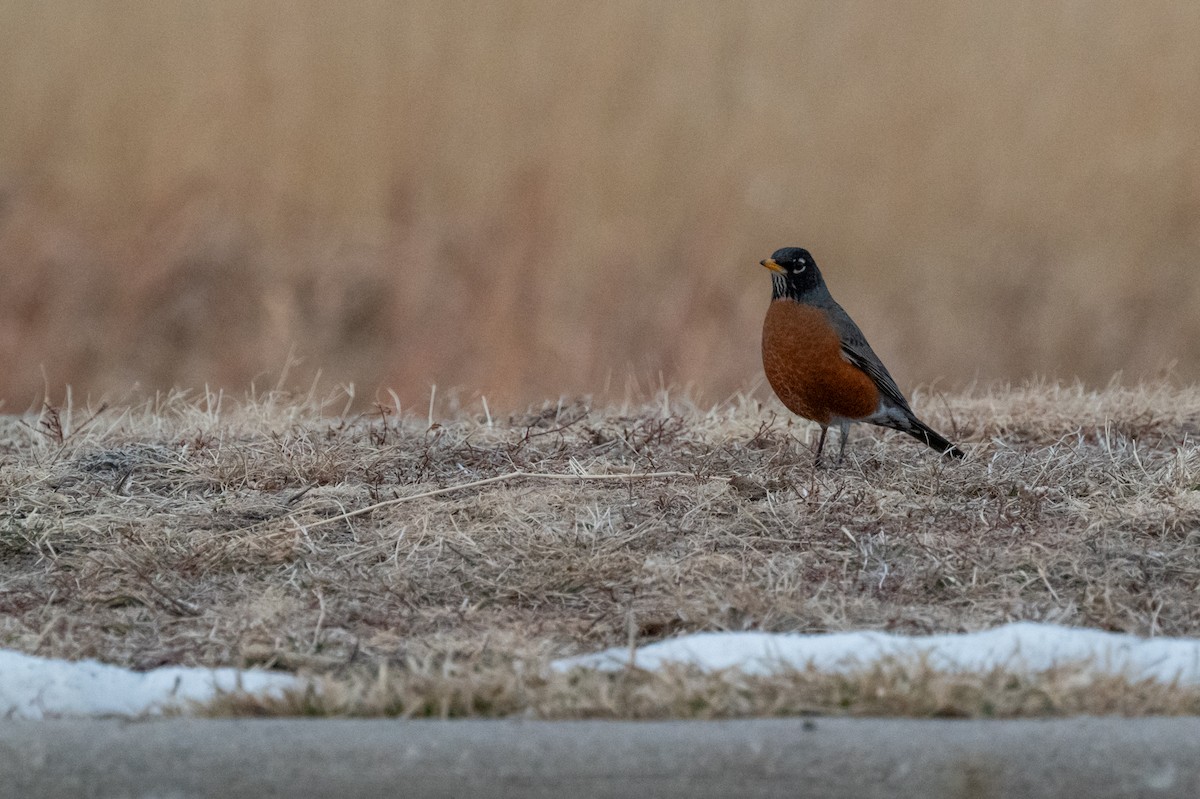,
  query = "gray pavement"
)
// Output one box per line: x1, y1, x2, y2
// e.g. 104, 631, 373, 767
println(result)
1, 717, 1198, 798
